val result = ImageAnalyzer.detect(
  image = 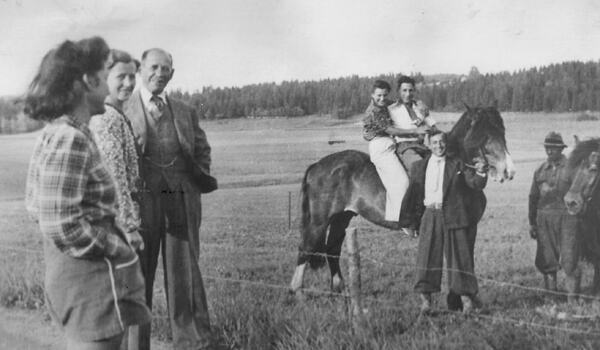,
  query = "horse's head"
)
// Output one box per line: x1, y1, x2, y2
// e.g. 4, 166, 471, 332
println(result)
564, 139, 600, 216
450, 104, 515, 182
